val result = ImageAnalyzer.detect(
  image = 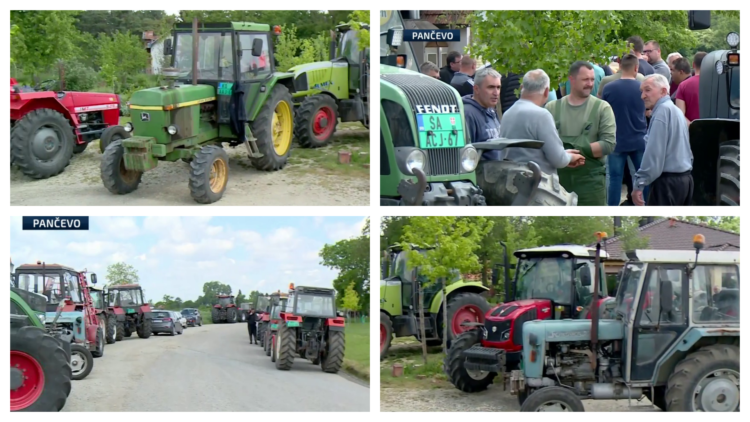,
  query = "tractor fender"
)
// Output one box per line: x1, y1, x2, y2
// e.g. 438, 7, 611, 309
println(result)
115, 313, 126, 322
10, 94, 75, 124
327, 325, 345, 332
326, 317, 346, 331
247, 72, 295, 120
429, 282, 489, 315
651, 326, 740, 384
